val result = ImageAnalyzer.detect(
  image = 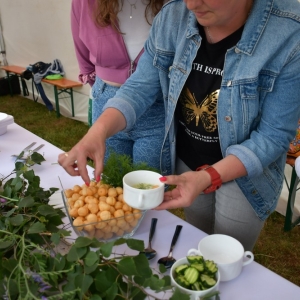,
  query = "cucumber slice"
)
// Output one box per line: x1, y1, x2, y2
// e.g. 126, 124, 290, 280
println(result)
184, 267, 199, 284
187, 255, 204, 264
200, 274, 217, 288
191, 262, 205, 272
175, 275, 190, 289
175, 264, 189, 275
204, 260, 218, 275
192, 281, 203, 291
